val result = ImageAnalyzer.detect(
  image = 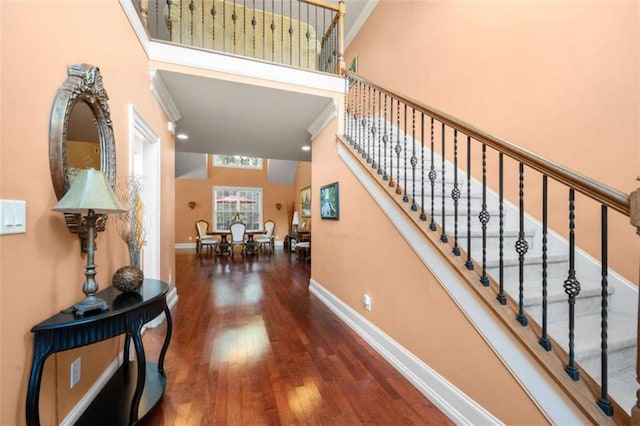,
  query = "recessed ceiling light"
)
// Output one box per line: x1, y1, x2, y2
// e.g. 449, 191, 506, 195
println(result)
302, 145, 311, 151
176, 133, 189, 140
